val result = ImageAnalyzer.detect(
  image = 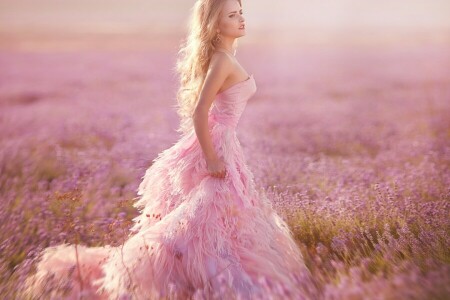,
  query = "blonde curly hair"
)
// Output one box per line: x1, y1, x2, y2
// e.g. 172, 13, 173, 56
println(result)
172, 0, 242, 135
